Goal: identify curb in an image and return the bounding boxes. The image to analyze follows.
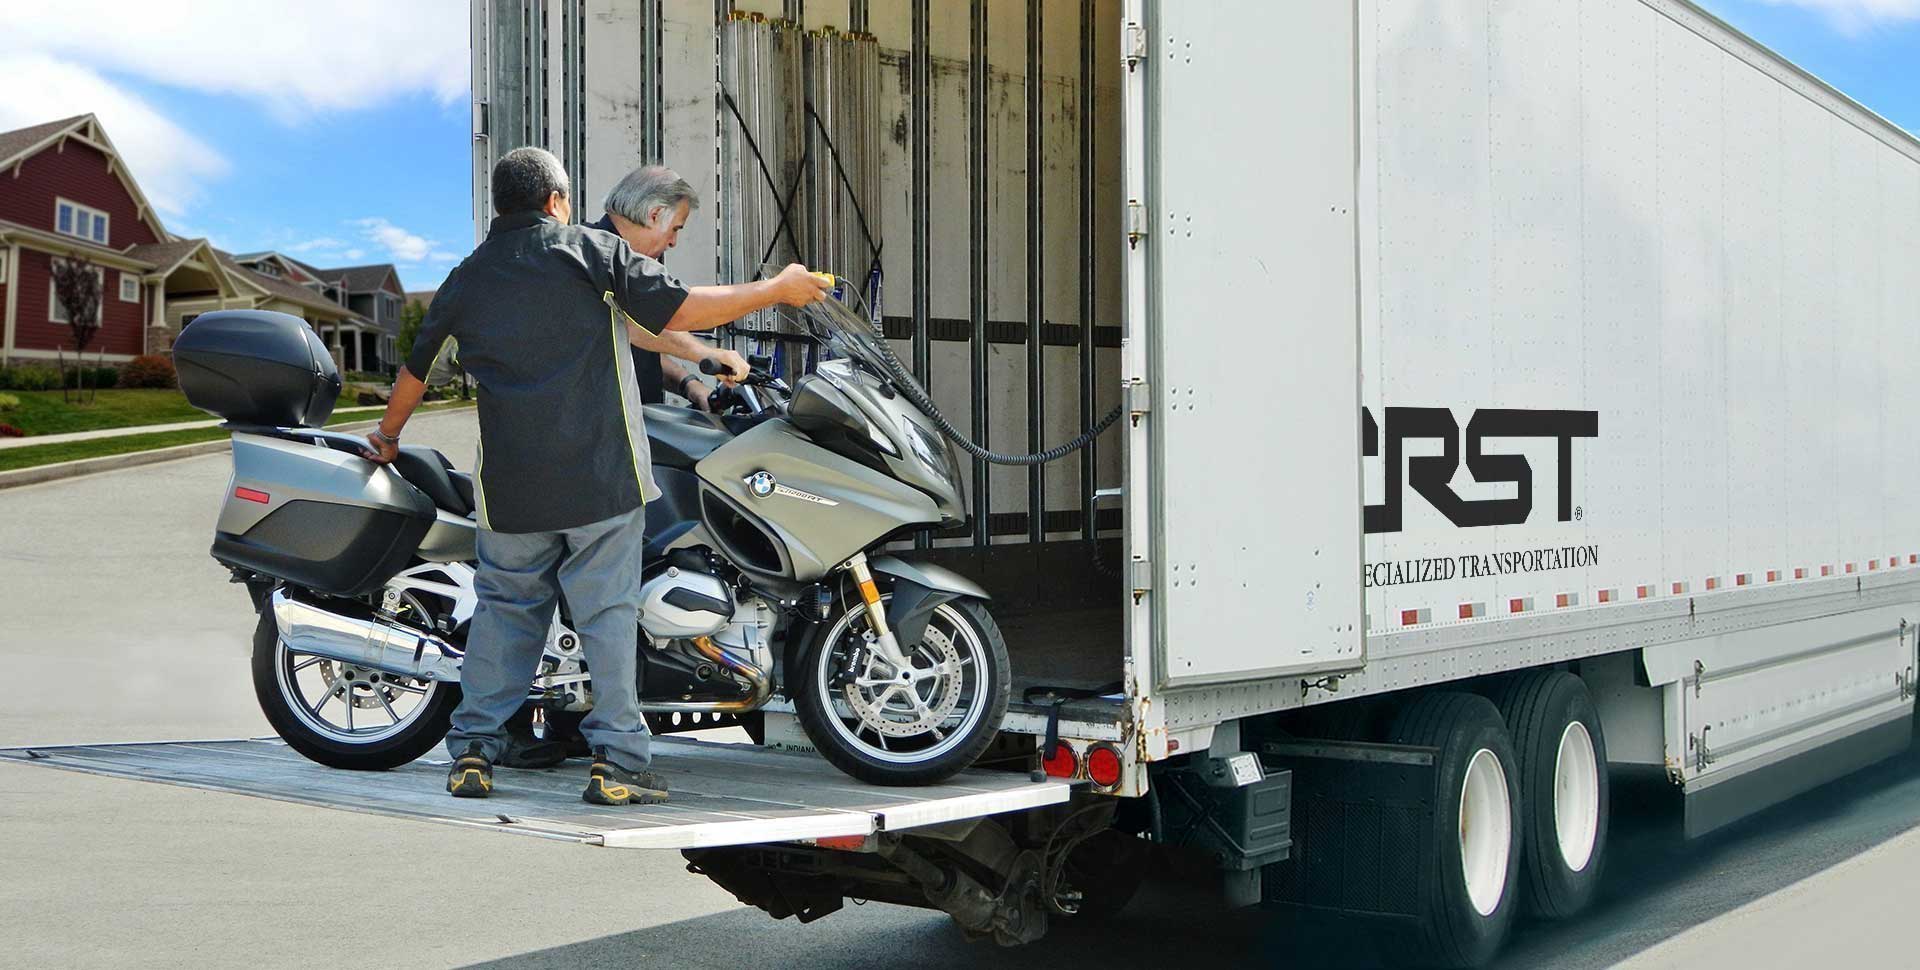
[0,419,383,491]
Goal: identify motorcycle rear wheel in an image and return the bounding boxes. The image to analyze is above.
[251,607,459,771]
[794,593,1009,786]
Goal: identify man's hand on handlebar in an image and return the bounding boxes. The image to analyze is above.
[702,348,751,386]
[769,264,832,307]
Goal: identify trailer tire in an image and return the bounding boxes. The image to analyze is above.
[1387,692,1521,969]
[1487,671,1609,920]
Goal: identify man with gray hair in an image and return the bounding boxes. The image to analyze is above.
[361,146,829,805]
[590,164,719,409]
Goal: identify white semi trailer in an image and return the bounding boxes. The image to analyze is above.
[414,0,1920,965]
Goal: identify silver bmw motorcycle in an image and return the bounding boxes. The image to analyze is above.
[174,298,1008,786]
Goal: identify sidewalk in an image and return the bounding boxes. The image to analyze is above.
[0,404,393,450]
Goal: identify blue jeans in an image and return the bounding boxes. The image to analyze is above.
[445,506,651,771]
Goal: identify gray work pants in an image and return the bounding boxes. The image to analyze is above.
[445,505,652,771]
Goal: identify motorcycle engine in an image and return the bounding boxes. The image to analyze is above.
[637,562,735,638]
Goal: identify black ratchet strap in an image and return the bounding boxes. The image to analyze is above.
[1023,682,1124,758]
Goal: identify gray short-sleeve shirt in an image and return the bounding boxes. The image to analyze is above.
[406,211,689,534]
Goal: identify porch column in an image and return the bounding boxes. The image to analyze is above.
[2,242,20,366]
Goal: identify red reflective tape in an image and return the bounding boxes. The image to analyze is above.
[1870,560,1881,571]
[1400,609,1421,626]
[1705,577,1719,590]
[814,835,868,851]
[1795,568,1807,579]
[1459,603,1474,619]
[1637,585,1652,599]
[1555,593,1570,608]
[1822,565,1834,577]
[1846,563,1857,574]
[234,487,270,504]
[1767,570,1780,582]
[1510,598,1527,613]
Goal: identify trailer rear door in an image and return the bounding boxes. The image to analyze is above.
[1134,0,1366,687]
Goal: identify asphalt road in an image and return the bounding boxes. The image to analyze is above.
[3,407,1918,969]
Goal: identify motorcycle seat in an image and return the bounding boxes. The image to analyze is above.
[644,404,733,468]
[391,445,473,516]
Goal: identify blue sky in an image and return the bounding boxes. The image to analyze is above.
[0,0,1914,292]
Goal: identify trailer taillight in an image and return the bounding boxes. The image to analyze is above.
[1086,744,1123,790]
[1042,743,1079,779]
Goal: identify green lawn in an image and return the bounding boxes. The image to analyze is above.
[0,387,365,437]
[0,400,473,474]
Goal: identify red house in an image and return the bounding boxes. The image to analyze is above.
[0,114,397,370]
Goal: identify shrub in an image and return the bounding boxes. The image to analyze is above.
[0,392,18,410]
[0,366,60,391]
[94,366,119,388]
[118,355,177,389]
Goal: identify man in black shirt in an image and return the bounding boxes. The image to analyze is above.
[588,165,727,409]
[363,147,827,803]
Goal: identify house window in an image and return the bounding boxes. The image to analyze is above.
[54,198,110,245]
[47,263,107,324]
[119,273,140,303]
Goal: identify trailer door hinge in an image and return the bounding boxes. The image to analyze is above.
[1692,659,1705,698]
[1126,200,1148,249]
[1130,557,1152,604]
[1126,380,1151,426]
[1899,668,1914,701]
[1123,22,1146,71]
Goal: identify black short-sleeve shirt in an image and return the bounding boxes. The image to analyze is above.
[589,216,666,404]
[406,211,689,534]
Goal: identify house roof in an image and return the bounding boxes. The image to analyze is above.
[405,288,438,307]
[0,115,88,167]
[124,239,209,277]
[213,249,355,319]
[0,114,169,241]
[318,263,403,294]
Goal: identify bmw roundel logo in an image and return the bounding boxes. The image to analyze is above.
[747,471,776,498]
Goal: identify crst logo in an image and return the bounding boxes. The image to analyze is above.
[1363,407,1598,534]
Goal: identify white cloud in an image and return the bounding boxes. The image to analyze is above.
[354,218,440,265]
[1752,0,1920,30]
[0,0,468,119]
[0,54,229,216]
[287,237,346,254]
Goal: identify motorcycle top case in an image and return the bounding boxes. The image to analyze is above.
[174,310,342,428]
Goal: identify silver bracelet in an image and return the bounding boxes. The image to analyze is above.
[371,427,400,445]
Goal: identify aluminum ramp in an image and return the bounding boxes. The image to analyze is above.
[0,737,1072,849]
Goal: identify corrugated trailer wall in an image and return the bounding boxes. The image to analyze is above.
[474,0,1126,574]
[1357,0,1920,637]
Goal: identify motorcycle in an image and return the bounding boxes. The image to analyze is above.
[173,295,1009,786]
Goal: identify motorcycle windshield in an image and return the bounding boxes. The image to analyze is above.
[784,297,896,380]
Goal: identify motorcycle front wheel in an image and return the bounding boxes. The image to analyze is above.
[794,592,1010,786]
[250,606,459,771]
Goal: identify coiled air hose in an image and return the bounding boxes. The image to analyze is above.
[869,330,1124,466]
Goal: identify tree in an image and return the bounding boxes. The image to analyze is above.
[50,256,103,404]
[396,299,426,362]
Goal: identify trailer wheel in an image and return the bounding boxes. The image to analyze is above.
[1387,692,1521,969]
[1487,671,1609,919]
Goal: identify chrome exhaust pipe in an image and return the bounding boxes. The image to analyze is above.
[270,589,462,683]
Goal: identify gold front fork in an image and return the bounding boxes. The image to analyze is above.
[846,552,910,668]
